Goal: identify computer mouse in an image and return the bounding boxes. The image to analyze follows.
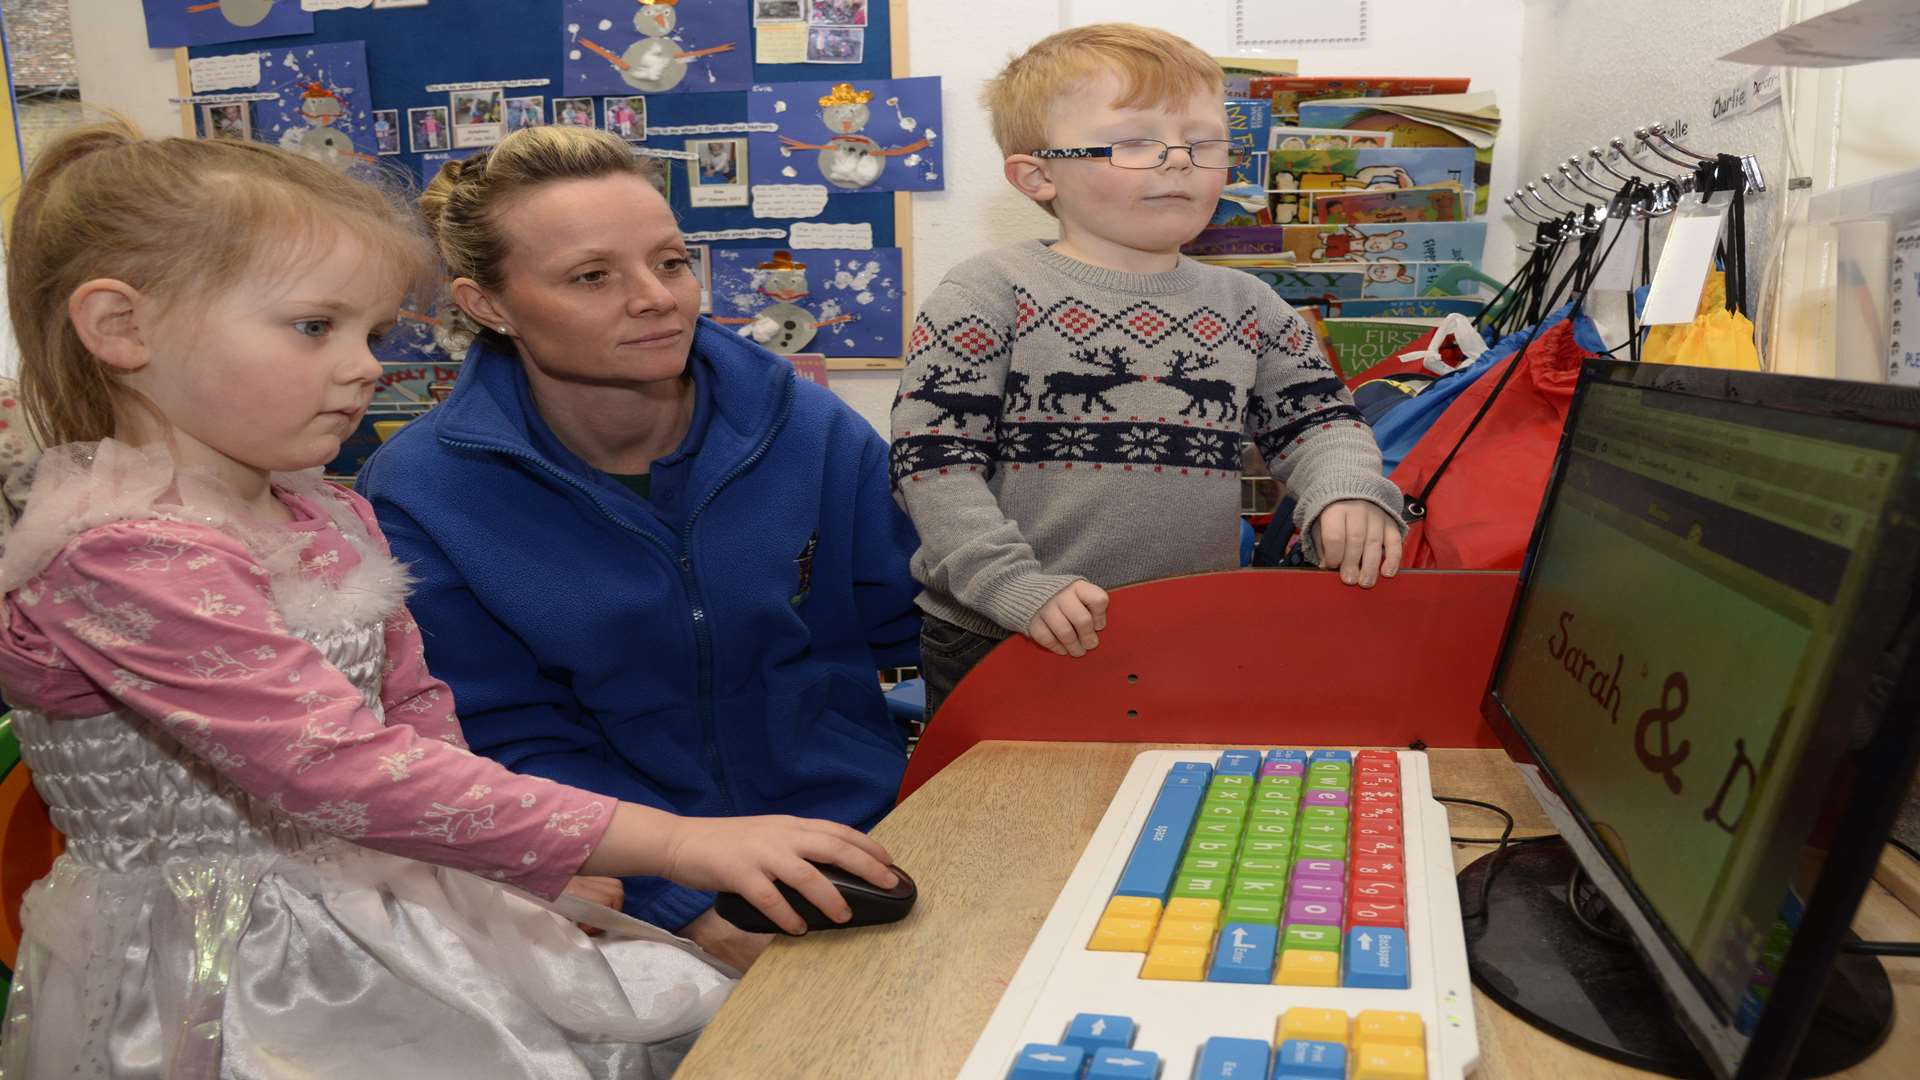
[713,861,917,936]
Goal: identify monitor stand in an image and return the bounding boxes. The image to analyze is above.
[1457,839,1893,1077]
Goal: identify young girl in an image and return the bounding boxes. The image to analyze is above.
[0,124,897,1078]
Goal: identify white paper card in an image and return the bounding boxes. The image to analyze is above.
[303,0,372,11]
[751,183,830,219]
[1888,226,1920,384]
[189,53,262,93]
[1643,195,1731,325]
[790,222,873,250]
[1235,0,1367,46]
[1590,219,1645,292]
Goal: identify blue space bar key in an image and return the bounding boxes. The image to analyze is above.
[1113,785,1203,900]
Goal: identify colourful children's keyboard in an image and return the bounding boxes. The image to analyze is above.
[959,749,1478,1079]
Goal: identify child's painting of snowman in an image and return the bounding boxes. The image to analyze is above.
[410,106,451,153]
[552,97,596,128]
[562,0,750,96]
[505,96,545,133]
[451,88,505,148]
[603,96,648,141]
[142,0,312,48]
[372,109,401,155]
[806,26,863,63]
[685,244,712,313]
[749,77,944,194]
[807,0,867,25]
[687,137,748,207]
[200,102,252,141]
[708,247,904,358]
[246,41,375,172]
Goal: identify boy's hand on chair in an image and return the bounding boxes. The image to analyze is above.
[1315,500,1402,588]
[661,814,897,936]
[1028,580,1109,657]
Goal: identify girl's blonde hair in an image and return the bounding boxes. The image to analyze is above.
[982,23,1225,159]
[5,120,434,448]
[418,125,664,345]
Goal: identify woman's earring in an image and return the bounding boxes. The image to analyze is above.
[498,326,509,333]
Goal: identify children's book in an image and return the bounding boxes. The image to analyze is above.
[1188,222,1485,268]
[1267,147,1477,224]
[1248,76,1471,120]
[1312,186,1466,225]
[1318,317,1444,381]
[1218,57,1300,99]
[1223,99,1271,189]
[1299,96,1499,215]
[1269,126,1394,151]
[1229,262,1478,306]
[1326,296,1487,319]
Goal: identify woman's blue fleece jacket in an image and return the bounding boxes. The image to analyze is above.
[357,323,921,931]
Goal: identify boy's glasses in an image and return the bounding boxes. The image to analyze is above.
[1030,139,1250,170]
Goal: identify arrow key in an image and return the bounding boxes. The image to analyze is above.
[1086,1046,1161,1079]
[1006,1042,1084,1080]
[1063,1013,1135,1055]
[1206,920,1278,983]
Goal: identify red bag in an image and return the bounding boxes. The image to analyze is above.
[1388,317,1596,570]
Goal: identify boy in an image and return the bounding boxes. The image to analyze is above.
[891,24,1404,718]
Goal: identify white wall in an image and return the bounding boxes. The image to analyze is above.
[66,0,182,138]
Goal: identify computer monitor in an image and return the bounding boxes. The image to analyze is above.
[1472,359,1920,1079]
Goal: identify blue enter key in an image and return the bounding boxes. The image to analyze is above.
[1206,922,1277,983]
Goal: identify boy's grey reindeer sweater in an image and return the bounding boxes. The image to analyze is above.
[889,240,1402,638]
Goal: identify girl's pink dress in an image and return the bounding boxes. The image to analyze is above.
[0,441,731,1079]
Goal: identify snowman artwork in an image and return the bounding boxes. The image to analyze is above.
[713,252,855,355]
[576,0,738,94]
[280,82,357,171]
[778,83,930,190]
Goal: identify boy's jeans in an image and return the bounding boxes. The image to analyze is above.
[917,613,1003,722]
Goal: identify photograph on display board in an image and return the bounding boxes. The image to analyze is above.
[807,0,867,26]
[639,153,673,202]
[552,96,596,128]
[245,41,375,171]
[372,109,402,154]
[200,102,251,141]
[410,106,451,153]
[142,0,312,49]
[708,247,904,358]
[806,26,863,63]
[451,88,505,148]
[686,137,747,207]
[505,96,545,132]
[685,244,712,313]
[562,0,751,96]
[749,78,943,193]
[603,95,648,141]
[754,0,803,21]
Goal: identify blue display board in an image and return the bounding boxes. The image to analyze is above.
[187,0,901,250]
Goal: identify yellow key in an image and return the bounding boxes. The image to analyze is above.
[1088,915,1156,952]
[1353,1042,1425,1079]
[1276,1005,1350,1046]
[1273,948,1340,987]
[1105,896,1162,920]
[1140,941,1209,980]
[1164,897,1221,927]
[1355,1010,1425,1049]
[1153,919,1216,947]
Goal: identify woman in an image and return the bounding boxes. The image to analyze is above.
[359,125,920,971]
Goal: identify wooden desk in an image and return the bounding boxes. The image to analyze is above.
[676,742,1920,1079]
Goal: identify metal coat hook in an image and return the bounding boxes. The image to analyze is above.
[1612,137,1681,182]
[1646,122,1712,162]
[1559,160,1615,199]
[1634,127,1699,172]
[1504,192,1551,225]
[1534,177,1585,212]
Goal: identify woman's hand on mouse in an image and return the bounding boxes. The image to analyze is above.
[659,813,897,935]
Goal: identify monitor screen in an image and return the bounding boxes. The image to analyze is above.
[1486,362,1920,1073]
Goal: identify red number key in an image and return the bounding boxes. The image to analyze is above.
[1356,803,1401,822]
[1353,856,1404,885]
[1353,836,1402,859]
[1354,819,1402,839]
[1349,899,1406,928]
[1352,877,1405,903]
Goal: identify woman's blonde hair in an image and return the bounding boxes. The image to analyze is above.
[5,120,434,448]
[982,23,1225,159]
[418,125,664,344]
